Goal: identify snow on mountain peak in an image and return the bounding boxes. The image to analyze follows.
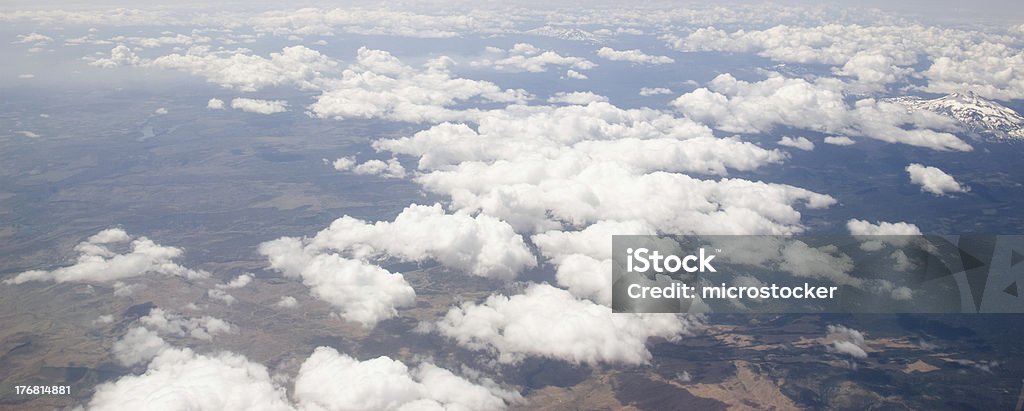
[887,91,1024,139]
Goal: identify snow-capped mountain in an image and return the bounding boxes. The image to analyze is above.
[524,26,598,41]
[887,91,1024,139]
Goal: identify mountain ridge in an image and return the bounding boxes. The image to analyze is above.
[887,91,1024,139]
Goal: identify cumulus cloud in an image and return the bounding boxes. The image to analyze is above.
[349,158,407,179]
[231,98,288,114]
[372,103,827,234]
[14,32,53,44]
[547,91,608,105]
[88,347,294,411]
[332,156,357,171]
[639,87,672,96]
[846,219,922,236]
[671,73,971,152]
[261,203,534,326]
[436,283,698,365]
[207,98,225,109]
[140,307,233,341]
[597,47,674,65]
[668,24,1024,99]
[473,43,596,73]
[823,136,856,146]
[106,32,210,49]
[532,220,655,304]
[711,238,862,287]
[94,341,520,411]
[217,273,254,289]
[306,203,536,280]
[3,228,208,285]
[906,163,969,195]
[777,136,814,151]
[207,289,237,305]
[151,45,338,92]
[565,69,588,80]
[825,324,868,359]
[113,281,145,297]
[922,46,1024,100]
[309,48,529,122]
[250,7,512,38]
[258,236,416,327]
[112,327,169,367]
[274,296,298,308]
[294,347,520,411]
[89,45,141,68]
[871,279,914,301]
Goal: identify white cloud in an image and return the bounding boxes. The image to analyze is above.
[140,307,233,341]
[15,32,53,44]
[294,347,520,411]
[113,281,145,297]
[208,289,236,305]
[332,156,357,171]
[96,341,520,411]
[138,305,234,340]
[436,283,699,365]
[776,241,860,287]
[112,327,169,367]
[310,48,529,123]
[823,136,856,146]
[371,102,823,234]
[846,219,922,236]
[231,98,288,114]
[352,158,406,179]
[88,347,294,411]
[258,236,416,327]
[671,73,971,152]
[306,203,536,280]
[15,130,40,138]
[597,47,674,65]
[906,163,969,195]
[532,220,655,304]
[547,91,608,105]
[473,43,596,73]
[274,296,298,308]
[256,204,536,327]
[151,45,338,92]
[94,314,114,325]
[3,228,209,285]
[565,69,588,80]
[825,324,868,359]
[217,273,254,289]
[154,107,168,115]
[871,279,914,300]
[207,98,225,110]
[90,44,530,124]
[710,238,862,287]
[922,46,1024,100]
[1,8,189,26]
[777,136,814,151]
[668,24,1024,99]
[639,87,672,96]
[89,45,141,68]
[107,32,210,49]
[250,8,512,38]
